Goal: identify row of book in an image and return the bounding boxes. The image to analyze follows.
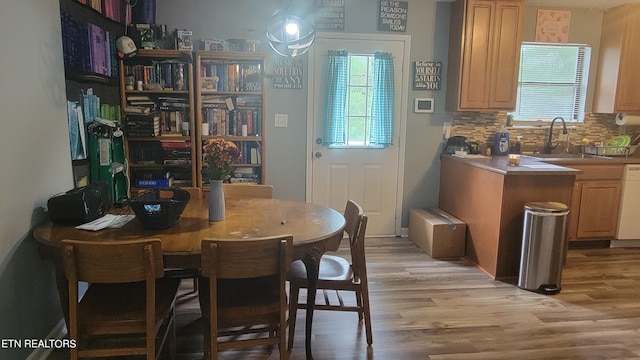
[123,63,189,90]
[131,167,193,188]
[74,0,131,23]
[124,110,188,137]
[199,62,262,92]
[127,140,192,166]
[201,106,262,137]
[60,10,119,77]
[67,88,121,161]
[202,167,261,185]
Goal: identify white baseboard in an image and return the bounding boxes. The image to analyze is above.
[26,318,67,360]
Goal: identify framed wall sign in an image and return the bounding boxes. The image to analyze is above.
[272,58,303,89]
[378,1,408,32]
[315,0,345,31]
[413,61,441,90]
[414,98,434,113]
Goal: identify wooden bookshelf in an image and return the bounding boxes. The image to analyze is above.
[194,51,267,187]
[119,50,197,193]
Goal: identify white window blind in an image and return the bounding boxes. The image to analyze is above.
[511,42,591,122]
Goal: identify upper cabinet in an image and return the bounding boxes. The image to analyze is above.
[446,0,524,112]
[593,4,640,114]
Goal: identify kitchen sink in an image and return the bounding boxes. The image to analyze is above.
[526,153,611,160]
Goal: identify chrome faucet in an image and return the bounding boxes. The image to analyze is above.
[544,116,568,154]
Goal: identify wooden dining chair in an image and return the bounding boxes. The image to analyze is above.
[222,183,273,199]
[287,200,373,349]
[61,238,180,360]
[199,235,292,359]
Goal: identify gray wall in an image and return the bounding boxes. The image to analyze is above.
[157,0,450,227]
[0,0,72,358]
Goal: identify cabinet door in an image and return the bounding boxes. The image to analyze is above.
[615,7,640,112]
[575,181,622,239]
[488,0,523,109]
[459,0,494,109]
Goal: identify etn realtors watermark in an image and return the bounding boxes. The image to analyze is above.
[2,338,76,349]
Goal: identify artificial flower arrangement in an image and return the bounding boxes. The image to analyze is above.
[202,138,242,181]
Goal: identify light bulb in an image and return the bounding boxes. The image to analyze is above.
[285,21,299,35]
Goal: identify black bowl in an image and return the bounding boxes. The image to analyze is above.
[127,188,191,229]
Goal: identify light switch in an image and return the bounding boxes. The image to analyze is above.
[275,113,288,128]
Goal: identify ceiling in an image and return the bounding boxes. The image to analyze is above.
[526,0,640,10]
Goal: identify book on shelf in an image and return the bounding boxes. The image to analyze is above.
[124,106,152,115]
[134,178,173,188]
[125,115,161,137]
[164,158,192,165]
[242,63,262,92]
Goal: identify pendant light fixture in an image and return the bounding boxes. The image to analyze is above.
[266,2,315,57]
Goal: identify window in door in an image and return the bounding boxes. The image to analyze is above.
[510,42,591,123]
[345,54,374,146]
[325,52,395,148]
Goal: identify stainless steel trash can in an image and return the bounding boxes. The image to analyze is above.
[517,202,569,295]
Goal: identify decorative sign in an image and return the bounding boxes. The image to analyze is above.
[272,58,303,89]
[315,0,345,31]
[378,1,408,32]
[535,10,571,43]
[413,61,441,90]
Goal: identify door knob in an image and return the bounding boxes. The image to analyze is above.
[315,152,323,158]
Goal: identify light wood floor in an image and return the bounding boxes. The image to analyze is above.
[48,236,640,359]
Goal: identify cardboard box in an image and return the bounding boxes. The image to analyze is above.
[409,208,466,258]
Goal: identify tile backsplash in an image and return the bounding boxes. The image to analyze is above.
[450,112,631,153]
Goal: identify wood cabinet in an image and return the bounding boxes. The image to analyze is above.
[119,50,197,193]
[446,0,524,112]
[567,164,623,241]
[194,51,266,187]
[593,4,640,114]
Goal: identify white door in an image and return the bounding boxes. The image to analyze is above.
[306,33,410,236]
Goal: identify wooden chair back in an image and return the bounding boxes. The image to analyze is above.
[222,183,273,199]
[62,239,164,284]
[344,200,368,283]
[61,238,178,360]
[200,235,292,359]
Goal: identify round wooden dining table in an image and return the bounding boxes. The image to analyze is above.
[34,195,346,360]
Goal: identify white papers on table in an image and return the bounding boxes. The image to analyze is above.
[75,214,135,231]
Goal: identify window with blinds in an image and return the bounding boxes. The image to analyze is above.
[510,42,591,122]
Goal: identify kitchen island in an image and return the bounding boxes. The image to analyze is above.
[438,154,580,281]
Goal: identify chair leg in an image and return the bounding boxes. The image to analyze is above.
[287,282,301,350]
[202,319,211,360]
[361,283,373,346]
[356,289,364,321]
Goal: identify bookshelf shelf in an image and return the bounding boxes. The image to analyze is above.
[195,51,267,187]
[120,50,197,194]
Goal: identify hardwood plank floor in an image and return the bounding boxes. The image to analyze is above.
[47,236,640,359]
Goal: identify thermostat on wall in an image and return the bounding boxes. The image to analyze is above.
[414,98,434,113]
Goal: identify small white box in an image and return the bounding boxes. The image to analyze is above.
[409,208,466,258]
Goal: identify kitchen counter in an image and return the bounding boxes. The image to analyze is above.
[443,154,582,175]
[439,155,578,281]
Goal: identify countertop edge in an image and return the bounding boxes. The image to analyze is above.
[441,154,581,176]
